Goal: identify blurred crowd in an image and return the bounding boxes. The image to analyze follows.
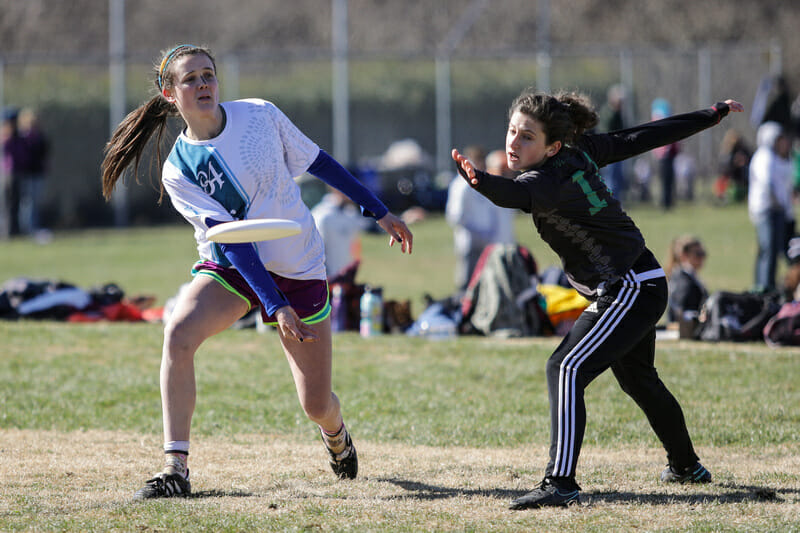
[5,74,800,344]
[1,107,50,241]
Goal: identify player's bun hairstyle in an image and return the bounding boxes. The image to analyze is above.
[509,89,598,146]
[101,45,216,202]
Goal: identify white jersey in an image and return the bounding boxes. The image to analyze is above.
[162,99,326,280]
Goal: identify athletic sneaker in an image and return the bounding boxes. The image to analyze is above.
[509,477,580,509]
[660,462,712,484]
[133,467,191,500]
[322,430,358,480]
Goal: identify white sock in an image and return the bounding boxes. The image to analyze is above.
[321,423,347,455]
[164,440,190,479]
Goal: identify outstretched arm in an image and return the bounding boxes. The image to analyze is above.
[451,149,532,211]
[307,150,413,254]
[584,99,744,167]
[307,150,389,219]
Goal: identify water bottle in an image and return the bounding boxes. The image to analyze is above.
[330,284,346,333]
[359,286,383,337]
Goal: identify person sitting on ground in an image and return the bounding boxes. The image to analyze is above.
[666,235,709,324]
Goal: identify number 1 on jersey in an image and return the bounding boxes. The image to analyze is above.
[571,170,608,215]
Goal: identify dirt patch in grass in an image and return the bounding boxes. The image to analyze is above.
[1,429,798,532]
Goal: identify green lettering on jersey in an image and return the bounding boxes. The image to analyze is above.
[571,170,608,215]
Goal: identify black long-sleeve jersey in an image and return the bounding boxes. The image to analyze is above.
[472,102,731,297]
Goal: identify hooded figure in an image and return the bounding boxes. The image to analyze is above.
[748,122,794,223]
[748,121,795,291]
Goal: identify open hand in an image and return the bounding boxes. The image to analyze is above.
[724,100,744,113]
[452,149,479,186]
[376,213,414,254]
[275,306,319,343]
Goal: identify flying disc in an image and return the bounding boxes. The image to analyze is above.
[206,218,302,243]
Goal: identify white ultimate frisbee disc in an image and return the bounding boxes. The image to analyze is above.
[205,218,302,243]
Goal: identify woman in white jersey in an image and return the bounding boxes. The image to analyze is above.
[101,44,413,499]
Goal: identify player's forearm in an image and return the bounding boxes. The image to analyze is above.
[472,171,532,211]
[593,102,731,165]
[307,150,388,219]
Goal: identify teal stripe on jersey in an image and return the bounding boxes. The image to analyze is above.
[168,140,250,220]
[204,145,251,210]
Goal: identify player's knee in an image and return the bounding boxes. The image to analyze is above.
[163,320,201,362]
[300,395,336,424]
[546,356,565,381]
[617,377,655,403]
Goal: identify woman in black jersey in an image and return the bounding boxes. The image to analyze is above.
[452,90,743,509]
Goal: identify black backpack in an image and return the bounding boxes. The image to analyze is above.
[697,291,781,342]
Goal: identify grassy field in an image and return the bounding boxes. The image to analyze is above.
[1,202,799,531]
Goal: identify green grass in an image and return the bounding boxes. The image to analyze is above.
[0,202,783,442]
[1,202,798,531]
[2,322,798,448]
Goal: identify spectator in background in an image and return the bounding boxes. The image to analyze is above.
[751,74,793,132]
[17,108,50,237]
[1,109,25,237]
[674,152,697,202]
[446,145,514,293]
[651,98,679,210]
[0,113,12,237]
[311,186,369,280]
[666,235,708,324]
[748,121,795,292]
[631,155,653,203]
[715,129,752,203]
[484,148,516,245]
[597,84,628,201]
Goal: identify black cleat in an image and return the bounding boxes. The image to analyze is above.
[509,477,580,510]
[133,467,191,500]
[660,462,712,484]
[322,430,358,480]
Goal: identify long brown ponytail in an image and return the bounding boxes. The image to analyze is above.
[100,95,177,201]
[100,45,215,202]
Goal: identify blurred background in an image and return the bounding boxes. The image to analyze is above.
[1,0,798,232]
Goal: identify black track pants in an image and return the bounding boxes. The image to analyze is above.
[544,266,699,479]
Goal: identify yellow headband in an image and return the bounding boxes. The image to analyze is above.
[157,44,197,90]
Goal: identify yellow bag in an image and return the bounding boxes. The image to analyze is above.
[538,284,590,329]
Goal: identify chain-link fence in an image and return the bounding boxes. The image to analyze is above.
[0,41,778,230]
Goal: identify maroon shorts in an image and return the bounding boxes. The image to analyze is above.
[192,261,330,325]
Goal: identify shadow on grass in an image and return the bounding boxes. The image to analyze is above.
[585,483,797,505]
[123,489,255,505]
[379,478,518,501]
[190,489,255,499]
[381,478,798,505]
